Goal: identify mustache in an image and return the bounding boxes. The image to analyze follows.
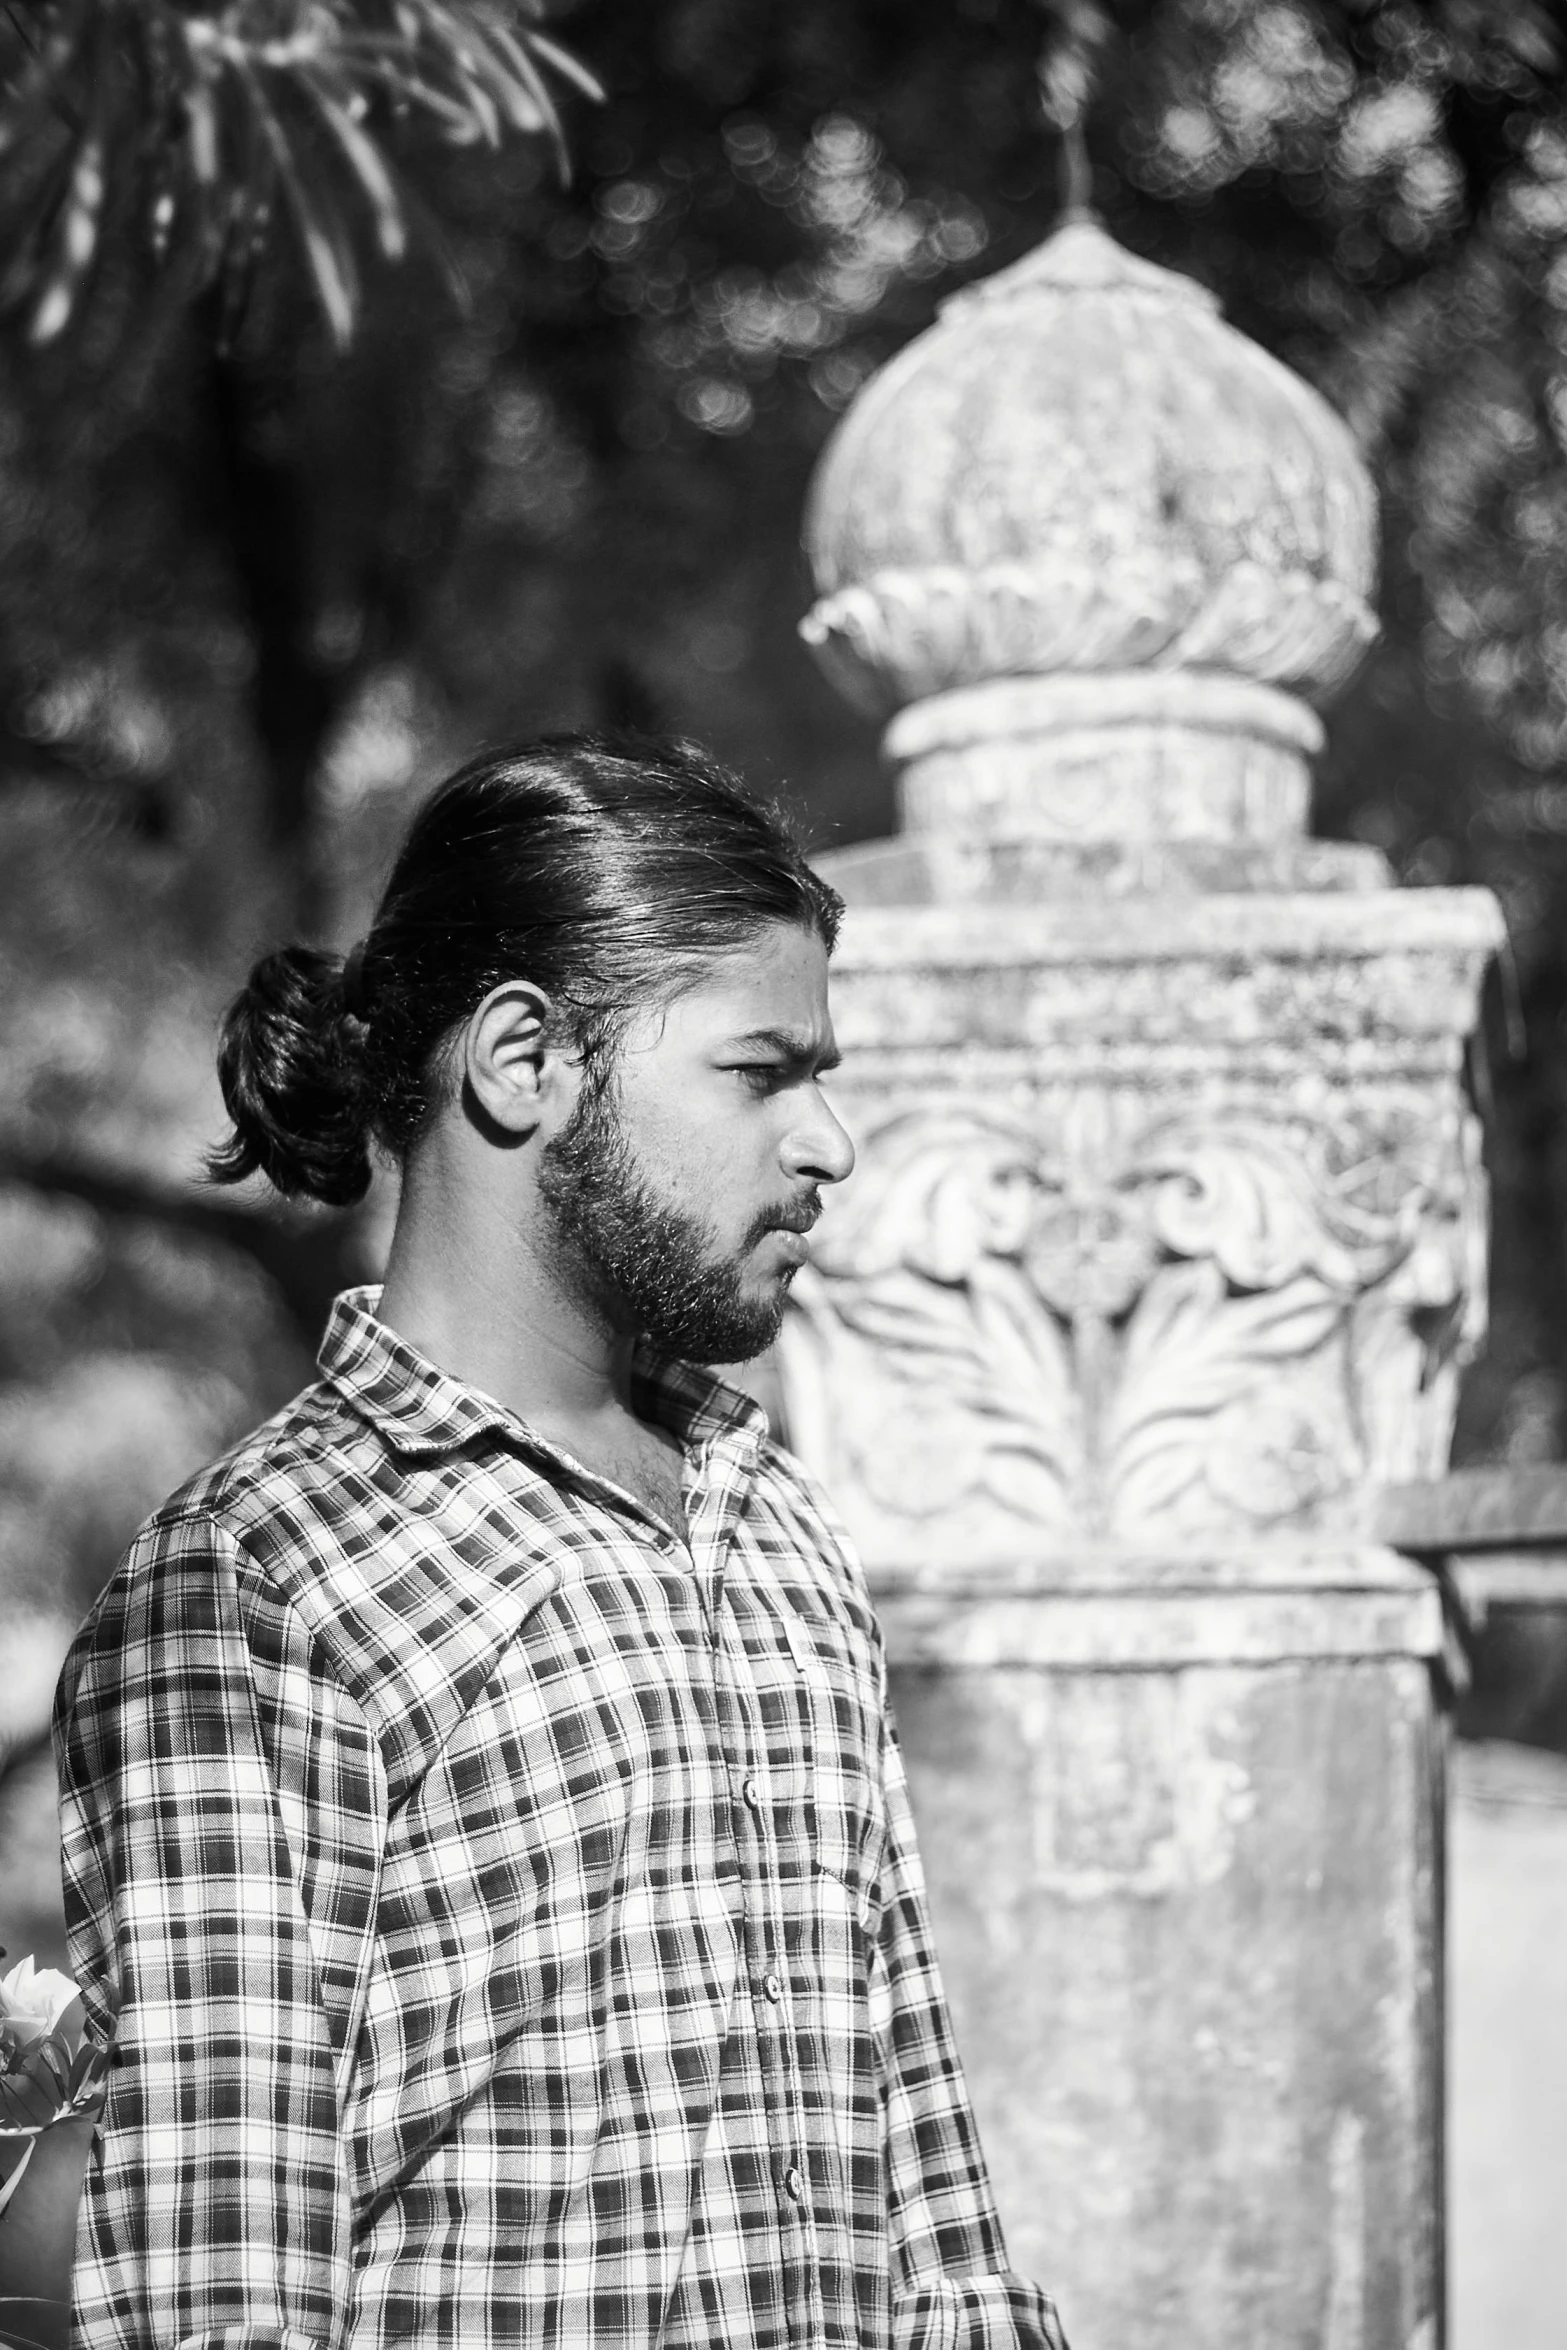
[749,1193,823,1242]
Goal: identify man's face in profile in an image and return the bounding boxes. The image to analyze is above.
[538,918,854,1361]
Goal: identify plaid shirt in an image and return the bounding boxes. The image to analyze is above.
[55,1288,1066,2350]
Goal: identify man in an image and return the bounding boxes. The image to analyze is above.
[55,736,1068,2350]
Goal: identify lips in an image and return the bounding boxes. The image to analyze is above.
[767,1195,822,1237]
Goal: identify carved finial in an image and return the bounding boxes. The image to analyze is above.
[1037,0,1112,221]
[1057,117,1093,220]
[800,189,1379,853]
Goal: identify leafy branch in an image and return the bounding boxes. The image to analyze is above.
[0,0,601,349]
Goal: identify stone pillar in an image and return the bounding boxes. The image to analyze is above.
[783,220,1501,2349]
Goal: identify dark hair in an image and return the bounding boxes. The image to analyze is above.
[208,734,843,1207]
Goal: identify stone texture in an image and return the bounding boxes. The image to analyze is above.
[1449,1743,1567,2350]
[890,1640,1442,2350]
[886,673,1324,844]
[815,832,1393,903]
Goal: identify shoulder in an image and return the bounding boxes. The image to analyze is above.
[167,1371,382,1538]
[54,1378,374,1736]
[54,1467,390,1872]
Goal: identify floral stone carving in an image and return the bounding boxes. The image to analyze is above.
[777,1096,1484,1564]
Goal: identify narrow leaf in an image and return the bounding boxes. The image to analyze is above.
[492,27,563,139]
[289,189,358,350]
[362,62,482,137]
[458,15,559,143]
[304,82,407,259]
[238,62,358,348]
[525,29,606,104]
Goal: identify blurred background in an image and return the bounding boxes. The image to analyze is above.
[1,0,1566,2331]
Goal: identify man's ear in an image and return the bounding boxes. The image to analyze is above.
[462,981,568,1138]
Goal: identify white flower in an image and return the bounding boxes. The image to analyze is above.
[0,1956,80,2042]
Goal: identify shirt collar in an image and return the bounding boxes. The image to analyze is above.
[308,1288,772,1806]
[318,1285,770,1470]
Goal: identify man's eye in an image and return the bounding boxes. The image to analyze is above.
[731,1064,785,1093]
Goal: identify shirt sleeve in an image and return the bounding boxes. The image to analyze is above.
[54,1507,386,2350]
[876,1715,1070,2350]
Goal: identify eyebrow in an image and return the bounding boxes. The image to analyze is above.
[722,1026,843,1075]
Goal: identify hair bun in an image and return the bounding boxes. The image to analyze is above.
[208,946,375,1205]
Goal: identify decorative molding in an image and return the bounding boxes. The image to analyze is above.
[778,1099,1484,1560]
[812,831,1391,906]
[801,557,1377,719]
[819,894,1504,1072]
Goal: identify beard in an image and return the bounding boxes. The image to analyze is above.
[537,1065,809,1363]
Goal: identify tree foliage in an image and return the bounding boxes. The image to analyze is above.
[0,0,599,346]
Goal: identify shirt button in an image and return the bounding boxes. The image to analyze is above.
[783,2164,806,2206]
[762,1972,783,2004]
[741,1774,763,1812]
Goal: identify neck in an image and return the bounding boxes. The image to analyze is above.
[376,1149,638,1434]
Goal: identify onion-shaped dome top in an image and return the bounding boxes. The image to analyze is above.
[801,218,1378,717]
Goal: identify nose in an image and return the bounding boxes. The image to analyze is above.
[786,1089,856,1187]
